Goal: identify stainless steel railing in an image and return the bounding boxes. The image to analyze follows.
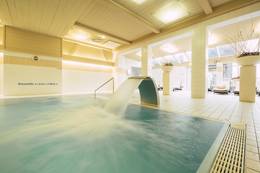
[94,77,114,98]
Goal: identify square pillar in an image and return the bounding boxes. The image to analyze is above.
[141,46,151,76]
[240,65,256,102]
[162,66,172,95]
[191,26,207,98]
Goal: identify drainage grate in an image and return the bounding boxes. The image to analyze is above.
[210,125,246,173]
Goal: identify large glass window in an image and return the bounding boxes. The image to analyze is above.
[208,48,219,58]
[223,63,232,80]
[218,44,235,57]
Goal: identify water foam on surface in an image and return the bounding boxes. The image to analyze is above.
[0,106,178,173]
[0,96,224,173]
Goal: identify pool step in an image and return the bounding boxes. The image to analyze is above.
[210,124,246,173]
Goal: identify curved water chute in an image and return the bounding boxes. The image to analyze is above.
[130,76,159,106]
[104,76,159,114]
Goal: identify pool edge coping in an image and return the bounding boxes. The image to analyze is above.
[196,123,229,173]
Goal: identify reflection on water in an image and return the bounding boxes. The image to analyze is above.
[0,96,223,173]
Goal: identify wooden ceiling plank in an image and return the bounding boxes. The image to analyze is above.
[116,0,260,52]
[75,22,131,45]
[107,0,160,34]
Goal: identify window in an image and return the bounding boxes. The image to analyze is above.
[223,63,232,80]
[208,64,216,71]
[208,48,218,58]
[218,44,235,57]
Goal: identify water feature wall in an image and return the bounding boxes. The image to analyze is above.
[105,77,159,114]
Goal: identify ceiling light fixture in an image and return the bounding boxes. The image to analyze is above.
[62,60,113,69]
[132,0,146,5]
[73,32,88,41]
[154,2,188,24]
[98,35,106,39]
[160,43,178,53]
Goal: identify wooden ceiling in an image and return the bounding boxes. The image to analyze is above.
[0,0,258,51]
[113,0,204,29]
[78,0,152,41]
[0,0,90,37]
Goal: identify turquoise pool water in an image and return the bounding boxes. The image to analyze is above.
[0,96,223,173]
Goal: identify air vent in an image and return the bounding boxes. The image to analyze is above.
[103,40,121,49]
[210,125,246,173]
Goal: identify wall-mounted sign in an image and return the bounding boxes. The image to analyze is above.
[33,56,39,61]
[18,82,58,86]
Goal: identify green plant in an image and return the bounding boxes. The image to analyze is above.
[163,62,173,66]
[227,22,260,58]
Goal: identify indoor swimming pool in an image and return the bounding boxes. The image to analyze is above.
[0,95,224,173]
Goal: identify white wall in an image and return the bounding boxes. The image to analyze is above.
[151,68,162,87]
[62,69,113,94]
[4,64,61,96]
[171,66,191,91]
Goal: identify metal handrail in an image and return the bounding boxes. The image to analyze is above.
[94,77,114,98]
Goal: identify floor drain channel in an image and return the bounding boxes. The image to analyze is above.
[210,125,246,173]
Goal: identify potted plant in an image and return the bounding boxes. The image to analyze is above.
[226,22,260,102]
[227,23,260,65]
[162,62,174,71]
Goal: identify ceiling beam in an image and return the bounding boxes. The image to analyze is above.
[197,0,213,14]
[75,22,131,45]
[116,0,259,52]
[108,0,160,34]
[63,38,112,51]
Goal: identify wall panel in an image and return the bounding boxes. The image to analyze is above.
[62,68,113,94]
[5,26,61,57]
[3,27,62,96]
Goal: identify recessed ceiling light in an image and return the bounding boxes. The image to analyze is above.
[63,60,112,69]
[73,32,88,41]
[154,2,188,24]
[160,43,178,53]
[98,35,106,39]
[132,0,146,5]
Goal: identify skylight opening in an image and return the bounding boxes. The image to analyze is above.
[160,43,178,53]
[154,2,188,24]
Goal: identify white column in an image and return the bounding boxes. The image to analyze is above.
[162,66,173,95]
[0,53,3,96]
[237,55,260,102]
[141,46,151,76]
[216,62,223,85]
[191,25,207,98]
[240,65,256,102]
